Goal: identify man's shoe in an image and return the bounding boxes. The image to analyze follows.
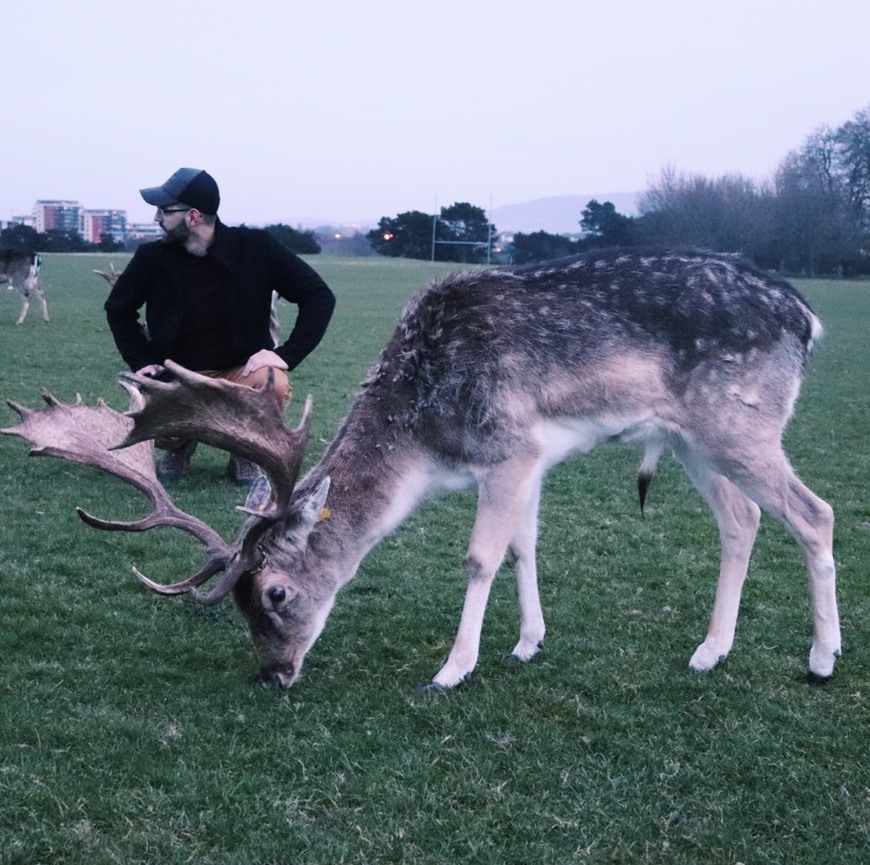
[156,441,197,481]
[227,454,263,486]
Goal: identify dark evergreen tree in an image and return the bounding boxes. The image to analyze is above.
[264,224,321,254]
[367,211,435,259]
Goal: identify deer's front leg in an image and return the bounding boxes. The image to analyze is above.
[16,296,29,326]
[427,559,498,690]
[427,459,541,690]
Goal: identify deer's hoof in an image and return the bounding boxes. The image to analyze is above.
[417,681,450,695]
[689,642,728,673]
[509,639,544,663]
[417,673,471,694]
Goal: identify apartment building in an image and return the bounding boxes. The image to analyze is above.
[33,200,81,234]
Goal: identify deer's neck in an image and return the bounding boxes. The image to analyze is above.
[298,408,453,581]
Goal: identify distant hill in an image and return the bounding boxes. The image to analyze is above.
[282,192,642,236]
[491,192,642,235]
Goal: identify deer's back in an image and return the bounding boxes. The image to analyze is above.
[357,249,819,465]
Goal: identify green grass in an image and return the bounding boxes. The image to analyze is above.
[1,255,868,864]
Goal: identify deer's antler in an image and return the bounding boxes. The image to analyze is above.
[2,385,236,599]
[117,361,311,516]
[92,262,120,286]
[2,364,311,604]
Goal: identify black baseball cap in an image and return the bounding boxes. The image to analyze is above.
[140,167,220,214]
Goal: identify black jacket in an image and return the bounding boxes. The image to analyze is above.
[104,220,336,372]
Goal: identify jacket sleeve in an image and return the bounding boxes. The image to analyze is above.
[268,238,337,370]
[103,249,159,372]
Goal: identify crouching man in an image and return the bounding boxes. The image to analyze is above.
[104,167,335,484]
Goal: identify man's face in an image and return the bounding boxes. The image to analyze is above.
[155,207,191,245]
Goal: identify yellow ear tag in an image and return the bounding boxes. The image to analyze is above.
[319,507,331,521]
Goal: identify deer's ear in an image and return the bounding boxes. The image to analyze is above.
[299,476,331,530]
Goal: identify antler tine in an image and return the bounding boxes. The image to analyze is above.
[118,377,146,412]
[117,360,312,515]
[92,262,119,286]
[75,503,230,563]
[130,508,273,604]
[3,389,236,596]
[132,555,231,599]
[4,391,156,502]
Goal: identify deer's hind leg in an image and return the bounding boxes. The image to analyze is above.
[679,436,840,679]
[674,448,762,672]
[729,453,840,679]
[428,454,544,690]
[34,285,49,323]
[15,292,30,325]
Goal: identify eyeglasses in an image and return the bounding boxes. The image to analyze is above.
[156,207,190,216]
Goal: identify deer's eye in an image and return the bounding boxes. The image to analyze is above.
[267,586,287,605]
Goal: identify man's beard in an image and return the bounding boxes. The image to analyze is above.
[161,219,191,246]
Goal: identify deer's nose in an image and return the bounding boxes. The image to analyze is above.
[260,665,297,688]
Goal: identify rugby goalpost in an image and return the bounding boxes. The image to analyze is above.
[429,199,496,263]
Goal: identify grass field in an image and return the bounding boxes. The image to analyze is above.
[1,254,868,864]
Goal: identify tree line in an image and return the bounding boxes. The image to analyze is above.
[0,222,321,255]
[0,223,127,253]
[627,98,868,277]
[370,102,870,276]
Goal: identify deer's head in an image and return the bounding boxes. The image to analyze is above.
[232,474,336,687]
[2,362,334,687]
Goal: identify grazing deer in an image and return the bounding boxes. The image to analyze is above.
[3,250,840,690]
[1,249,47,325]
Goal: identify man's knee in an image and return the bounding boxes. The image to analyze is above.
[271,369,292,406]
[244,366,292,405]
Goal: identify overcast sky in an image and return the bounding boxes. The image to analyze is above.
[3,1,868,228]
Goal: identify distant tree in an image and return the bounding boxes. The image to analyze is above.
[436,202,495,264]
[264,224,321,254]
[368,202,496,262]
[38,229,90,252]
[367,210,434,259]
[508,230,577,263]
[0,224,39,249]
[578,199,636,247]
[835,106,870,257]
[770,111,870,275]
[98,232,125,252]
[637,168,778,264]
[634,104,870,276]
[774,131,850,275]
[3,224,127,254]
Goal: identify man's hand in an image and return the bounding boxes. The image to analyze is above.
[135,363,166,378]
[242,349,288,378]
